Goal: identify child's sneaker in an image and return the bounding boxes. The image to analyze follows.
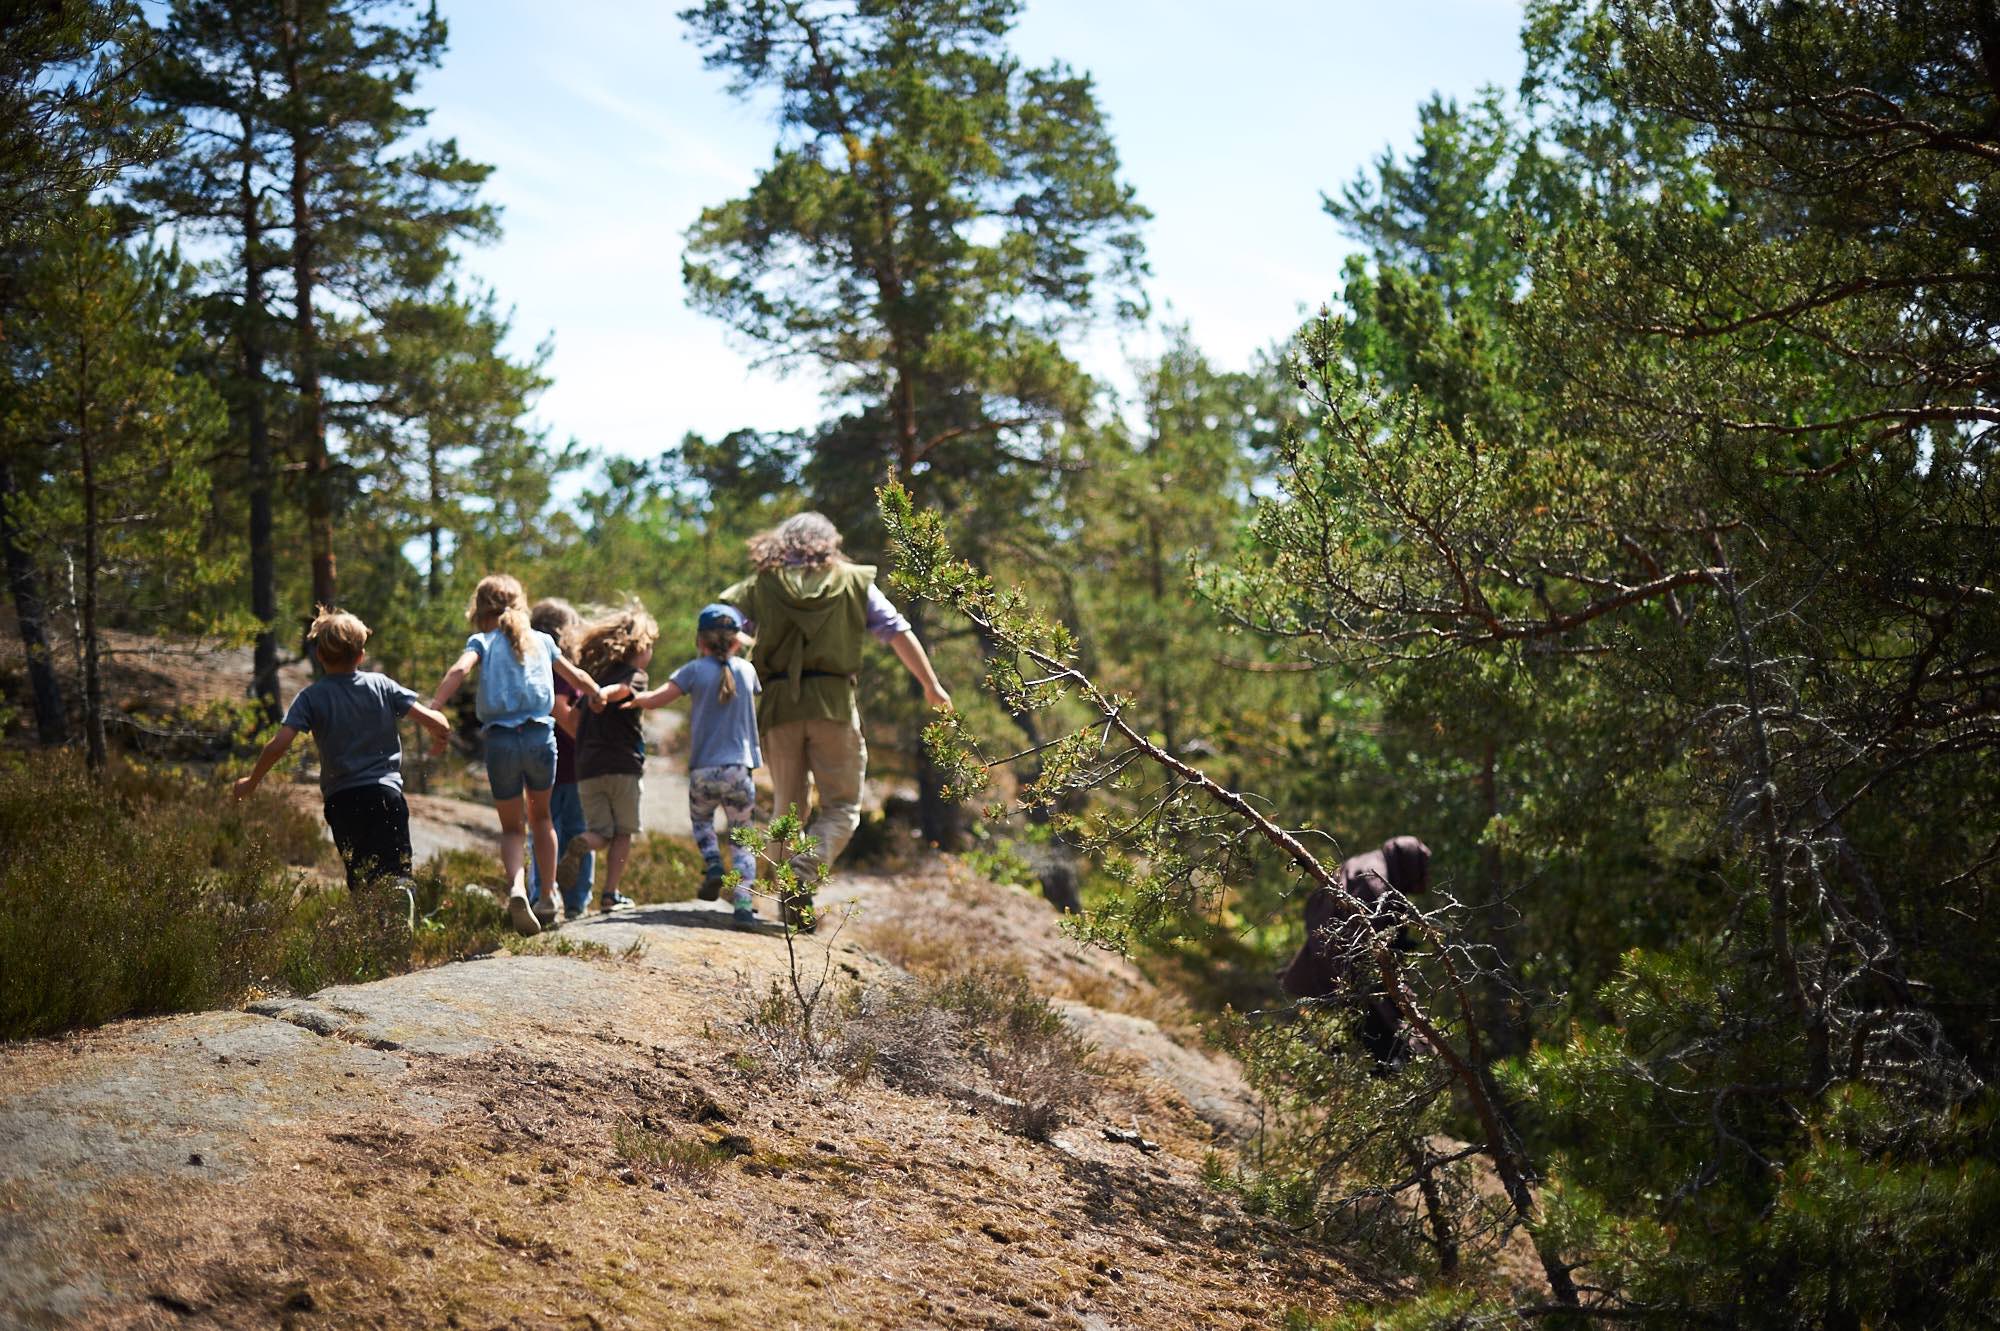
[698,861,725,902]
[506,889,541,937]
[532,894,558,929]
[554,841,589,893]
[732,886,756,927]
[732,904,758,927]
[596,891,635,915]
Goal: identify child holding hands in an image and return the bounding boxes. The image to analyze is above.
[620,604,762,926]
[234,607,452,891]
[430,574,608,936]
[553,606,658,914]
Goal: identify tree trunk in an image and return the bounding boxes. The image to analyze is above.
[426,431,442,599]
[240,148,280,723]
[1147,511,1176,752]
[284,22,335,614]
[0,458,67,744]
[80,431,104,771]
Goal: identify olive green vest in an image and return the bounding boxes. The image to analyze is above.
[721,562,876,729]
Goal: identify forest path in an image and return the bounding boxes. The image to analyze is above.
[0,867,1350,1330]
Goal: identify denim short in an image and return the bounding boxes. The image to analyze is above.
[484,720,557,800]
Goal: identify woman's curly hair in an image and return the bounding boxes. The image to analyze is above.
[747,511,846,571]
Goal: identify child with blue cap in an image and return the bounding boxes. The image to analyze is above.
[620,603,762,924]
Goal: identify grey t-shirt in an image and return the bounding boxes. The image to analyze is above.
[669,656,762,771]
[282,670,419,796]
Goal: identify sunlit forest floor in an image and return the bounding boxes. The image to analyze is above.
[2,851,1393,1330]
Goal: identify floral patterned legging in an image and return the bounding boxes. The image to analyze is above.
[689,764,757,903]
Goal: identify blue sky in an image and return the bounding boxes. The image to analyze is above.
[419,1,1527,460]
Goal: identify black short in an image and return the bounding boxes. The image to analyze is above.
[323,785,413,890]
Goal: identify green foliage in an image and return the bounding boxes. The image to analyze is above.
[2,206,235,764]
[616,834,708,906]
[0,754,294,1038]
[682,0,1146,489]
[0,0,168,247]
[0,754,541,1040]
[1214,1007,1496,1280]
[612,1121,732,1188]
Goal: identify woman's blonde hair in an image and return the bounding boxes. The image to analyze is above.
[307,605,369,668]
[530,597,582,658]
[577,605,659,678]
[698,624,741,703]
[747,511,845,572]
[467,574,533,662]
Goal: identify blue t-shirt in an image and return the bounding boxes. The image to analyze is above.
[467,628,562,730]
[669,655,762,771]
[281,670,419,796]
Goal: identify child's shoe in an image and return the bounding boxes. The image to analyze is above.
[506,888,541,937]
[732,886,757,928]
[532,893,559,929]
[596,891,635,915]
[698,860,726,902]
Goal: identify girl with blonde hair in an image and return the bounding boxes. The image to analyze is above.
[430,574,608,935]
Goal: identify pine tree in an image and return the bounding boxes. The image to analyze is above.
[141,0,494,664]
[2,209,228,769]
[1,0,168,743]
[682,0,1147,844]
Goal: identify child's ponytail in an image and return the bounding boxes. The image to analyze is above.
[698,625,739,703]
[468,574,535,662]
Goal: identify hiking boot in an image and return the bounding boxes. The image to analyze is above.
[732,903,759,928]
[506,889,541,937]
[554,841,589,894]
[698,861,725,902]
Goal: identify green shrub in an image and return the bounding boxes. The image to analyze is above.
[0,756,615,1042]
[0,754,294,1038]
[618,834,705,904]
[419,847,505,898]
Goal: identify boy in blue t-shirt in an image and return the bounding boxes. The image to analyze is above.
[234,608,453,890]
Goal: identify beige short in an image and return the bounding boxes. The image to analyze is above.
[578,773,642,839]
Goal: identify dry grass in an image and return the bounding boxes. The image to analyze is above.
[854,862,1198,1035]
[50,1031,1366,1330]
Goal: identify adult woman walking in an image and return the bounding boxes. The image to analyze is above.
[718,512,950,929]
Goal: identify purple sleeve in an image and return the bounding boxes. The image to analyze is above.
[865,584,910,643]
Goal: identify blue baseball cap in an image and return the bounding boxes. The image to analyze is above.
[697,603,744,632]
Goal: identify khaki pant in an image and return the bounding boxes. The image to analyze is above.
[762,718,866,874]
